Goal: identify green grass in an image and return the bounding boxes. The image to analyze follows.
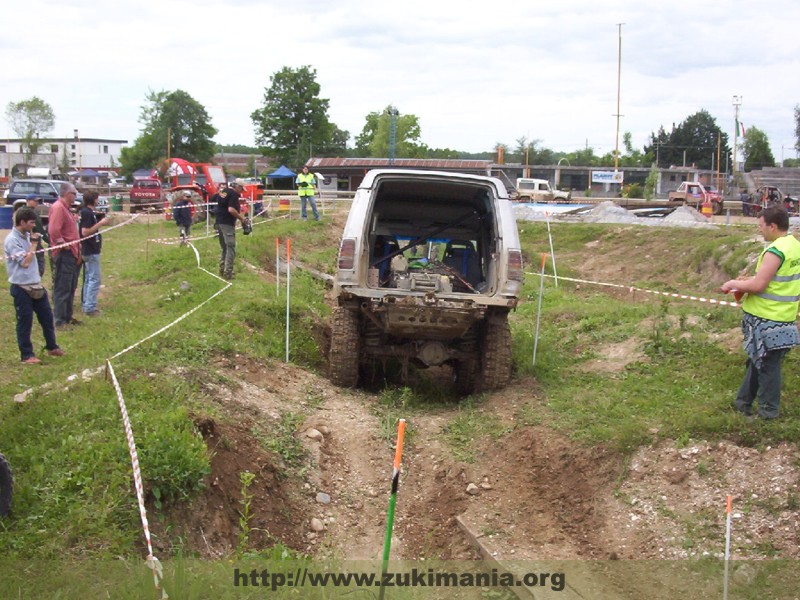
[0,216,331,559]
[2,215,800,579]
[513,220,800,452]
[443,399,509,463]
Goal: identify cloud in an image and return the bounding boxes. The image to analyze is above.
[1,0,798,158]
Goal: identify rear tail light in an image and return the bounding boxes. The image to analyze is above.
[338,238,356,270]
[507,249,524,282]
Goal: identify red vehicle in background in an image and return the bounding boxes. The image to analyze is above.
[129,177,164,212]
[164,159,254,219]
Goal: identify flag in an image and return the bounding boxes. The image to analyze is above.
[736,119,746,137]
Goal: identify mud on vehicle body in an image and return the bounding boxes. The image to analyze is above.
[330,169,523,394]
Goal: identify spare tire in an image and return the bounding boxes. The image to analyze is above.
[0,453,12,517]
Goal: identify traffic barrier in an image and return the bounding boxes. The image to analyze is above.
[0,205,13,229]
[529,271,741,309]
[5,214,141,261]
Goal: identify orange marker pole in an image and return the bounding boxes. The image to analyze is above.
[285,239,291,362]
[532,253,547,368]
[723,495,732,600]
[276,237,281,297]
[379,419,406,600]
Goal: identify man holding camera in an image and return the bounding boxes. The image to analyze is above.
[4,207,63,364]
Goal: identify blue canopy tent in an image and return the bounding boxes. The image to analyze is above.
[73,168,101,184]
[266,165,296,190]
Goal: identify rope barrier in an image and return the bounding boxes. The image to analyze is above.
[6,213,142,260]
[106,359,168,599]
[527,271,741,308]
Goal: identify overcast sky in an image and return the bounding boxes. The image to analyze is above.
[3,0,799,160]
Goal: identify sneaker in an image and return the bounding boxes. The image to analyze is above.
[223,272,235,281]
[69,318,83,325]
[47,348,65,357]
[22,356,42,364]
[84,310,102,317]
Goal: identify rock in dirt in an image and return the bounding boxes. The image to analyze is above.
[316,492,331,504]
[466,483,480,495]
[310,518,325,532]
[306,428,324,442]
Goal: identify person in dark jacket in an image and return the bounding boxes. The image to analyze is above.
[214,181,247,280]
[173,190,194,245]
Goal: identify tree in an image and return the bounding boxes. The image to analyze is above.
[5,96,55,164]
[644,164,659,201]
[564,146,598,167]
[644,110,729,170]
[251,66,348,167]
[59,144,70,173]
[120,89,217,175]
[354,106,426,158]
[794,104,800,155]
[742,126,776,171]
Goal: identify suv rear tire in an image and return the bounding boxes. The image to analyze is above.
[0,453,12,517]
[476,315,512,392]
[329,307,360,387]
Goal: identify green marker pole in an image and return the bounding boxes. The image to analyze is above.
[379,418,406,600]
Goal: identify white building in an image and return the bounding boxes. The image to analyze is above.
[0,132,127,178]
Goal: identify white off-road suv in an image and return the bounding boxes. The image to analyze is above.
[330,169,523,394]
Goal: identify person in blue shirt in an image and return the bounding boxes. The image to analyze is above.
[4,207,64,363]
[79,191,110,317]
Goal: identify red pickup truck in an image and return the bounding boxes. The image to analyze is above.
[129,178,164,212]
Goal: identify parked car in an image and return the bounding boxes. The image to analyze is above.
[514,178,571,202]
[330,169,523,395]
[129,178,164,212]
[667,181,723,215]
[4,179,83,222]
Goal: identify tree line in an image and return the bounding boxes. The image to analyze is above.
[6,67,800,177]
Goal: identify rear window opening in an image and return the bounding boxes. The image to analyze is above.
[134,180,161,189]
[365,178,497,294]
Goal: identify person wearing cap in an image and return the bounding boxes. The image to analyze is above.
[173,189,194,245]
[213,180,247,280]
[21,194,49,277]
[4,207,64,364]
[296,165,319,221]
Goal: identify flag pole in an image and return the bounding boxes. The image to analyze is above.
[378,419,406,600]
[532,253,547,368]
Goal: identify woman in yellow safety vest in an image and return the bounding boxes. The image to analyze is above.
[296,166,319,221]
[721,206,800,420]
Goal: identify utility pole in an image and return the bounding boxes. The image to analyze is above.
[732,95,742,174]
[613,23,624,173]
[74,129,82,171]
[387,106,399,165]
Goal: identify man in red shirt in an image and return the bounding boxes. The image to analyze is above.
[48,182,82,327]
